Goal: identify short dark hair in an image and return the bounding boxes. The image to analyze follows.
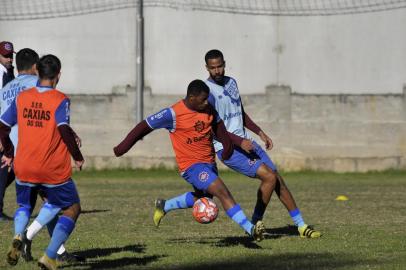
[37,54,61,80]
[16,48,39,71]
[205,49,224,64]
[187,79,209,97]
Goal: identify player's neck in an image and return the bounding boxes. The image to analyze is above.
[38,79,57,88]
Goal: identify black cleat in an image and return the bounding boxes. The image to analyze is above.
[57,251,86,263]
[21,231,33,262]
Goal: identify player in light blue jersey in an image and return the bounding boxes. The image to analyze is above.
[0,48,39,223]
[204,49,321,238]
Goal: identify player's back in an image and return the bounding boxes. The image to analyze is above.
[14,87,72,185]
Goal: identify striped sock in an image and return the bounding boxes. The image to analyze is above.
[164,192,195,213]
[289,208,306,228]
[46,216,75,259]
[226,204,254,235]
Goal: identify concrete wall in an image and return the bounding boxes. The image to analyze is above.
[1,7,405,95]
[72,86,406,172]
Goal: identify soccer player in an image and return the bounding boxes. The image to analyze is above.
[0,54,84,270]
[114,79,266,241]
[204,49,321,238]
[0,48,83,264]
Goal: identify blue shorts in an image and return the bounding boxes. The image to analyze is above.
[181,163,219,191]
[217,141,277,178]
[16,179,80,209]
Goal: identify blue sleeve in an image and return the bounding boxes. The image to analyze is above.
[55,98,70,126]
[0,98,17,127]
[145,108,175,130]
[208,92,216,107]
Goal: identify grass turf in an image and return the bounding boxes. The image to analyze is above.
[1,169,405,269]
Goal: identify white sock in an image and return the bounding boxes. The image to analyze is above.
[57,244,66,255]
[26,220,44,240]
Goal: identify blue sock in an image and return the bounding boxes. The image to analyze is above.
[36,203,61,226]
[164,192,195,213]
[226,204,254,235]
[289,208,306,228]
[14,207,30,235]
[46,216,75,259]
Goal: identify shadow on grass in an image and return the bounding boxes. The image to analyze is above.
[80,209,111,214]
[60,244,166,269]
[168,225,300,249]
[153,252,383,270]
[168,235,263,249]
[62,255,165,269]
[264,224,299,239]
[71,244,146,259]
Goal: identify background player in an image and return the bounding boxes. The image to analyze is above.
[0,48,38,222]
[204,49,321,238]
[0,54,84,270]
[114,79,265,241]
[0,41,15,88]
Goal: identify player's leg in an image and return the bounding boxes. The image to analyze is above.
[254,143,321,238]
[184,163,265,241]
[0,163,8,220]
[217,144,277,224]
[0,162,15,220]
[153,191,195,227]
[38,179,81,269]
[206,176,265,241]
[6,181,37,265]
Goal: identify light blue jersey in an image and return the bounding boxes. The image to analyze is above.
[206,76,253,152]
[0,74,38,148]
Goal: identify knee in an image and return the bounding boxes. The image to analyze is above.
[258,167,277,185]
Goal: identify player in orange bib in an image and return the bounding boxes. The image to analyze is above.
[114,79,265,241]
[0,54,84,270]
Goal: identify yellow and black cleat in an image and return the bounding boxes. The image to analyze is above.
[298,225,322,238]
[153,199,166,227]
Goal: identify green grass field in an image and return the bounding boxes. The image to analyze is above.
[1,169,406,270]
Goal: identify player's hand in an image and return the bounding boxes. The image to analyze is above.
[240,139,254,153]
[1,155,13,169]
[258,130,273,150]
[74,160,84,171]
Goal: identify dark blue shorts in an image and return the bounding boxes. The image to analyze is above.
[16,179,80,209]
[217,140,277,178]
[181,163,219,191]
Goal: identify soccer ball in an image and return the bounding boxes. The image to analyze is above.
[192,197,219,224]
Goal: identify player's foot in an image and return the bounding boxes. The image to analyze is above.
[21,231,33,262]
[298,225,322,238]
[6,234,23,265]
[57,251,86,263]
[251,220,266,242]
[153,198,166,227]
[38,254,58,270]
